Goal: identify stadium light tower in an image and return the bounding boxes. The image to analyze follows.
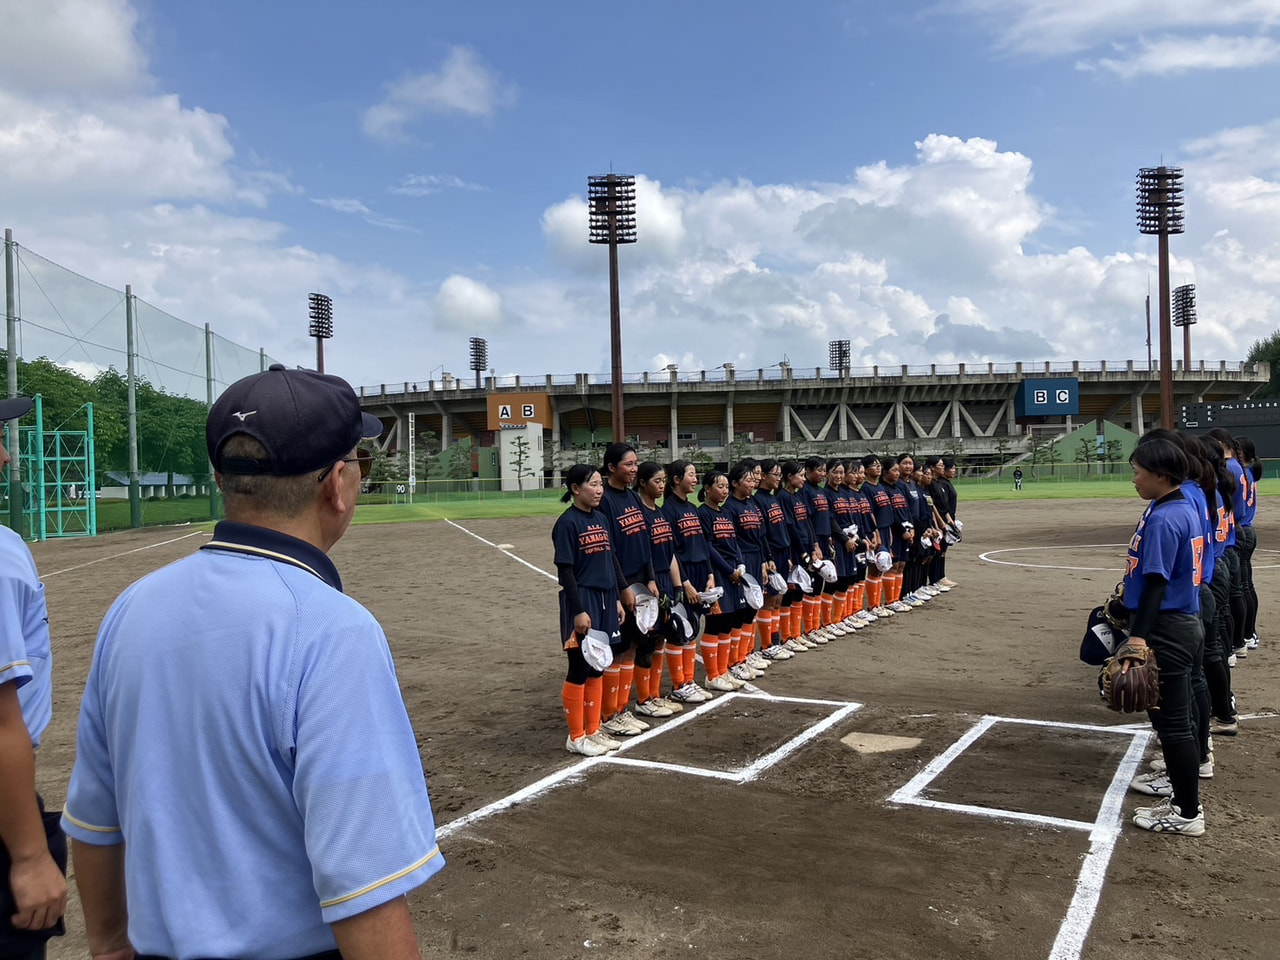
[469,337,488,390]
[1136,166,1185,429]
[588,174,637,442]
[1172,283,1196,370]
[829,339,851,377]
[308,292,334,374]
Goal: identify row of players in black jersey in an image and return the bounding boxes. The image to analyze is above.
[552,446,962,756]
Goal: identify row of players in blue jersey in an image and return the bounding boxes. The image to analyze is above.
[552,444,962,756]
[1121,428,1264,837]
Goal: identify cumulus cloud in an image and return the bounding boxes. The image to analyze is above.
[433,275,504,332]
[0,0,147,95]
[363,46,516,141]
[1082,34,1280,77]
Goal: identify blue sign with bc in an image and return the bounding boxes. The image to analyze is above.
[1015,378,1080,419]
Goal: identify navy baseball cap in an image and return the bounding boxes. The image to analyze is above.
[0,396,34,422]
[208,364,384,476]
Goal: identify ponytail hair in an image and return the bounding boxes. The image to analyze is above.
[728,462,752,489]
[781,460,804,483]
[636,460,665,489]
[561,463,599,503]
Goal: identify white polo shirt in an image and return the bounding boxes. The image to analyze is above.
[0,524,52,747]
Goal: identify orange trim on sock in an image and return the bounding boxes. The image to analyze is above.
[562,682,586,740]
[584,676,603,735]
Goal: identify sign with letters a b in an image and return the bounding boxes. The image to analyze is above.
[487,392,550,430]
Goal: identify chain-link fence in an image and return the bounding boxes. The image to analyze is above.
[3,233,293,537]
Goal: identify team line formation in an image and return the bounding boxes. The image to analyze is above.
[552,432,1264,839]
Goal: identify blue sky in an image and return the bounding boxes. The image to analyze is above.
[3,0,1280,391]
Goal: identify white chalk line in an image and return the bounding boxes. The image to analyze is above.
[444,518,559,582]
[981,543,1280,572]
[437,688,861,840]
[41,530,205,578]
[888,714,1156,960]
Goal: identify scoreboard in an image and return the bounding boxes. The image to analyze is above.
[1015,378,1080,420]
[1179,399,1280,458]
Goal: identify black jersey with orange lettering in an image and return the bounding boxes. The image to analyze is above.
[800,481,833,538]
[600,484,655,582]
[552,506,617,591]
[663,494,711,565]
[755,489,793,561]
[724,495,771,563]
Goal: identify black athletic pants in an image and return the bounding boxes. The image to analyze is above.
[1147,612,1206,814]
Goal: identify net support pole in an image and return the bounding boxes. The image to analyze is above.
[5,228,21,537]
[206,323,218,521]
[260,346,266,372]
[125,285,142,528]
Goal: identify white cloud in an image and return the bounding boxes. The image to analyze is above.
[309,196,417,232]
[392,173,488,196]
[433,275,504,332]
[0,0,147,95]
[1082,34,1280,77]
[362,46,516,141]
[947,0,1280,56]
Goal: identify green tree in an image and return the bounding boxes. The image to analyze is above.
[728,434,753,466]
[1046,438,1063,476]
[684,443,714,475]
[1027,433,1046,479]
[943,436,965,472]
[993,435,1012,476]
[509,435,533,494]
[1105,439,1123,475]
[1076,438,1095,479]
[1247,330,1280,398]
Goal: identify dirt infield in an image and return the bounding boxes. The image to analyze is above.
[29,498,1280,960]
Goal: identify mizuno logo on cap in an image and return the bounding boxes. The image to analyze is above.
[231,410,258,422]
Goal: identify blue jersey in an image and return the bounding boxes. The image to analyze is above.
[864,481,894,532]
[755,489,794,561]
[1235,459,1257,527]
[63,521,443,958]
[552,505,618,591]
[800,482,833,538]
[600,484,653,582]
[724,494,770,564]
[699,502,746,579]
[778,488,813,555]
[0,525,52,747]
[641,501,678,597]
[663,494,711,566]
[1124,492,1203,616]
[1181,480,1215,584]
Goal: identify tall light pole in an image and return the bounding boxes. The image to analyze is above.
[308,292,333,374]
[1136,166,1185,430]
[1173,283,1196,370]
[588,174,637,442]
[829,339,851,377]
[469,337,488,390]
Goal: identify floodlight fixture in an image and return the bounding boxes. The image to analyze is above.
[588,173,637,441]
[308,292,334,373]
[1173,282,1196,369]
[829,339,851,375]
[469,337,488,389]
[1136,166,1186,428]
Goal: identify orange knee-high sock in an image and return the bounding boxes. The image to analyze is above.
[701,638,719,679]
[563,682,586,740]
[665,645,685,688]
[602,666,621,719]
[859,581,869,611]
[835,591,848,620]
[891,574,903,603]
[806,596,822,631]
[717,636,731,675]
[634,663,651,704]
[618,663,635,711]
[821,593,834,626]
[728,627,742,665]
[756,613,770,647]
[789,604,803,639]
[649,659,664,699]
[868,578,882,609]
[682,644,697,685]
[584,676,603,735]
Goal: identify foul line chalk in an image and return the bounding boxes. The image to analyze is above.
[981,543,1280,572]
[42,531,205,579]
[445,518,558,583]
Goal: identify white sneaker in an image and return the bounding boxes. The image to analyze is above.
[842,616,864,630]
[1132,798,1205,836]
[1246,633,1260,650]
[730,663,758,681]
[603,713,645,736]
[762,645,793,660]
[616,709,649,732]
[1130,772,1172,797]
[923,585,941,596]
[808,631,829,645]
[784,638,809,653]
[941,578,958,588]
[857,610,877,622]
[873,606,894,618]
[723,671,748,689]
[1148,756,1214,778]
[933,583,951,593]
[566,734,610,756]
[588,730,623,750]
[653,696,684,713]
[634,699,674,718]
[890,601,913,613]
[746,652,770,669]
[910,590,930,602]
[1228,653,1237,667]
[670,683,708,703]
[708,675,738,692]
[800,636,820,649]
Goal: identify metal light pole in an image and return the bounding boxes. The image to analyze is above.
[588,174,637,442]
[308,293,333,374]
[469,337,488,390]
[1173,283,1196,370]
[5,228,20,535]
[829,339,851,377]
[1136,166,1185,430]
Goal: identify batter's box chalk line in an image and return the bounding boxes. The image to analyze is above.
[888,714,1154,960]
[437,689,862,841]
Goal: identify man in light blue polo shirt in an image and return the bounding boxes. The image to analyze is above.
[1,395,67,960]
[63,366,444,960]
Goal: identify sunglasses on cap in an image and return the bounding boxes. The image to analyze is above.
[317,447,373,482]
